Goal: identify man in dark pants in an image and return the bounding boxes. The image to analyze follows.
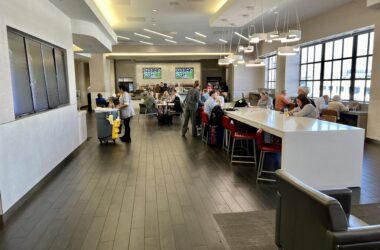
[182,81,201,137]
[118,85,135,143]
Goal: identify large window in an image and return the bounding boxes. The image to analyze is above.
[300,29,374,102]
[265,55,277,89]
[7,28,69,117]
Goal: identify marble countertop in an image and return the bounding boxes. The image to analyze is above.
[225,107,363,136]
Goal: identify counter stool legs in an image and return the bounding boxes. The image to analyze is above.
[230,138,257,165]
[256,151,279,183]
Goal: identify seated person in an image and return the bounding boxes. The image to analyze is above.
[96,93,108,107]
[216,91,225,107]
[289,95,318,118]
[204,90,221,118]
[170,90,183,113]
[314,94,329,115]
[201,89,210,102]
[169,89,179,102]
[144,91,157,112]
[257,91,273,109]
[275,90,290,111]
[111,93,120,106]
[328,95,349,119]
[161,90,171,102]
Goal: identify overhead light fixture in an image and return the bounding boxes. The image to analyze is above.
[244,45,254,53]
[139,41,153,45]
[152,22,157,26]
[143,28,173,39]
[281,30,302,43]
[185,37,206,45]
[268,31,279,39]
[218,58,230,65]
[246,59,265,67]
[234,32,249,41]
[250,33,267,43]
[194,32,207,38]
[278,46,298,56]
[134,33,151,39]
[218,38,228,44]
[152,9,158,12]
[164,39,177,44]
[238,45,244,52]
[117,36,131,40]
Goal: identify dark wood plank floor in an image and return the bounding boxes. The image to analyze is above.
[0,113,379,249]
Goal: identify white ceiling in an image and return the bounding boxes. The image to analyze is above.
[51,0,353,47]
[104,0,352,46]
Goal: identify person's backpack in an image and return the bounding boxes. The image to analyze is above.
[209,105,223,126]
[234,98,248,108]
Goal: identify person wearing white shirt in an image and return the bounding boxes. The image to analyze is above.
[204,91,221,118]
[314,95,329,115]
[118,85,135,143]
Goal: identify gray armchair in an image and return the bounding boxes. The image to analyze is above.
[275,170,380,250]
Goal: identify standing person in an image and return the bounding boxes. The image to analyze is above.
[275,90,290,111]
[182,81,201,137]
[118,85,135,143]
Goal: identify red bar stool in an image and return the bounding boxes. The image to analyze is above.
[230,123,257,165]
[222,116,232,153]
[201,112,209,144]
[256,130,282,183]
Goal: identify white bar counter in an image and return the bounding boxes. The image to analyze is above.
[225,107,365,189]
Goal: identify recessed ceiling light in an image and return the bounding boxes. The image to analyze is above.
[117,35,131,40]
[165,39,177,44]
[194,32,207,38]
[143,28,173,39]
[185,37,206,45]
[134,33,151,39]
[152,23,157,26]
[218,38,228,44]
[152,9,158,12]
[139,41,153,45]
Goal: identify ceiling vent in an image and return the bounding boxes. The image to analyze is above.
[126,17,146,22]
[169,1,180,6]
[367,0,380,8]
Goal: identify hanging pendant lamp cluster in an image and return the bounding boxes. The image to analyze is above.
[218,0,302,67]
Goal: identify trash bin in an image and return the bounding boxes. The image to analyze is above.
[95,108,118,144]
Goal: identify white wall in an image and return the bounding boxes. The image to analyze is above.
[0,0,80,214]
[231,65,265,101]
[135,62,201,86]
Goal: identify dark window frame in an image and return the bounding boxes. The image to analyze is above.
[7,27,70,118]
[265,54,277,90]
[299,29,374,103]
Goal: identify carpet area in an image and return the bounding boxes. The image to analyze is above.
[214,203,380,250]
